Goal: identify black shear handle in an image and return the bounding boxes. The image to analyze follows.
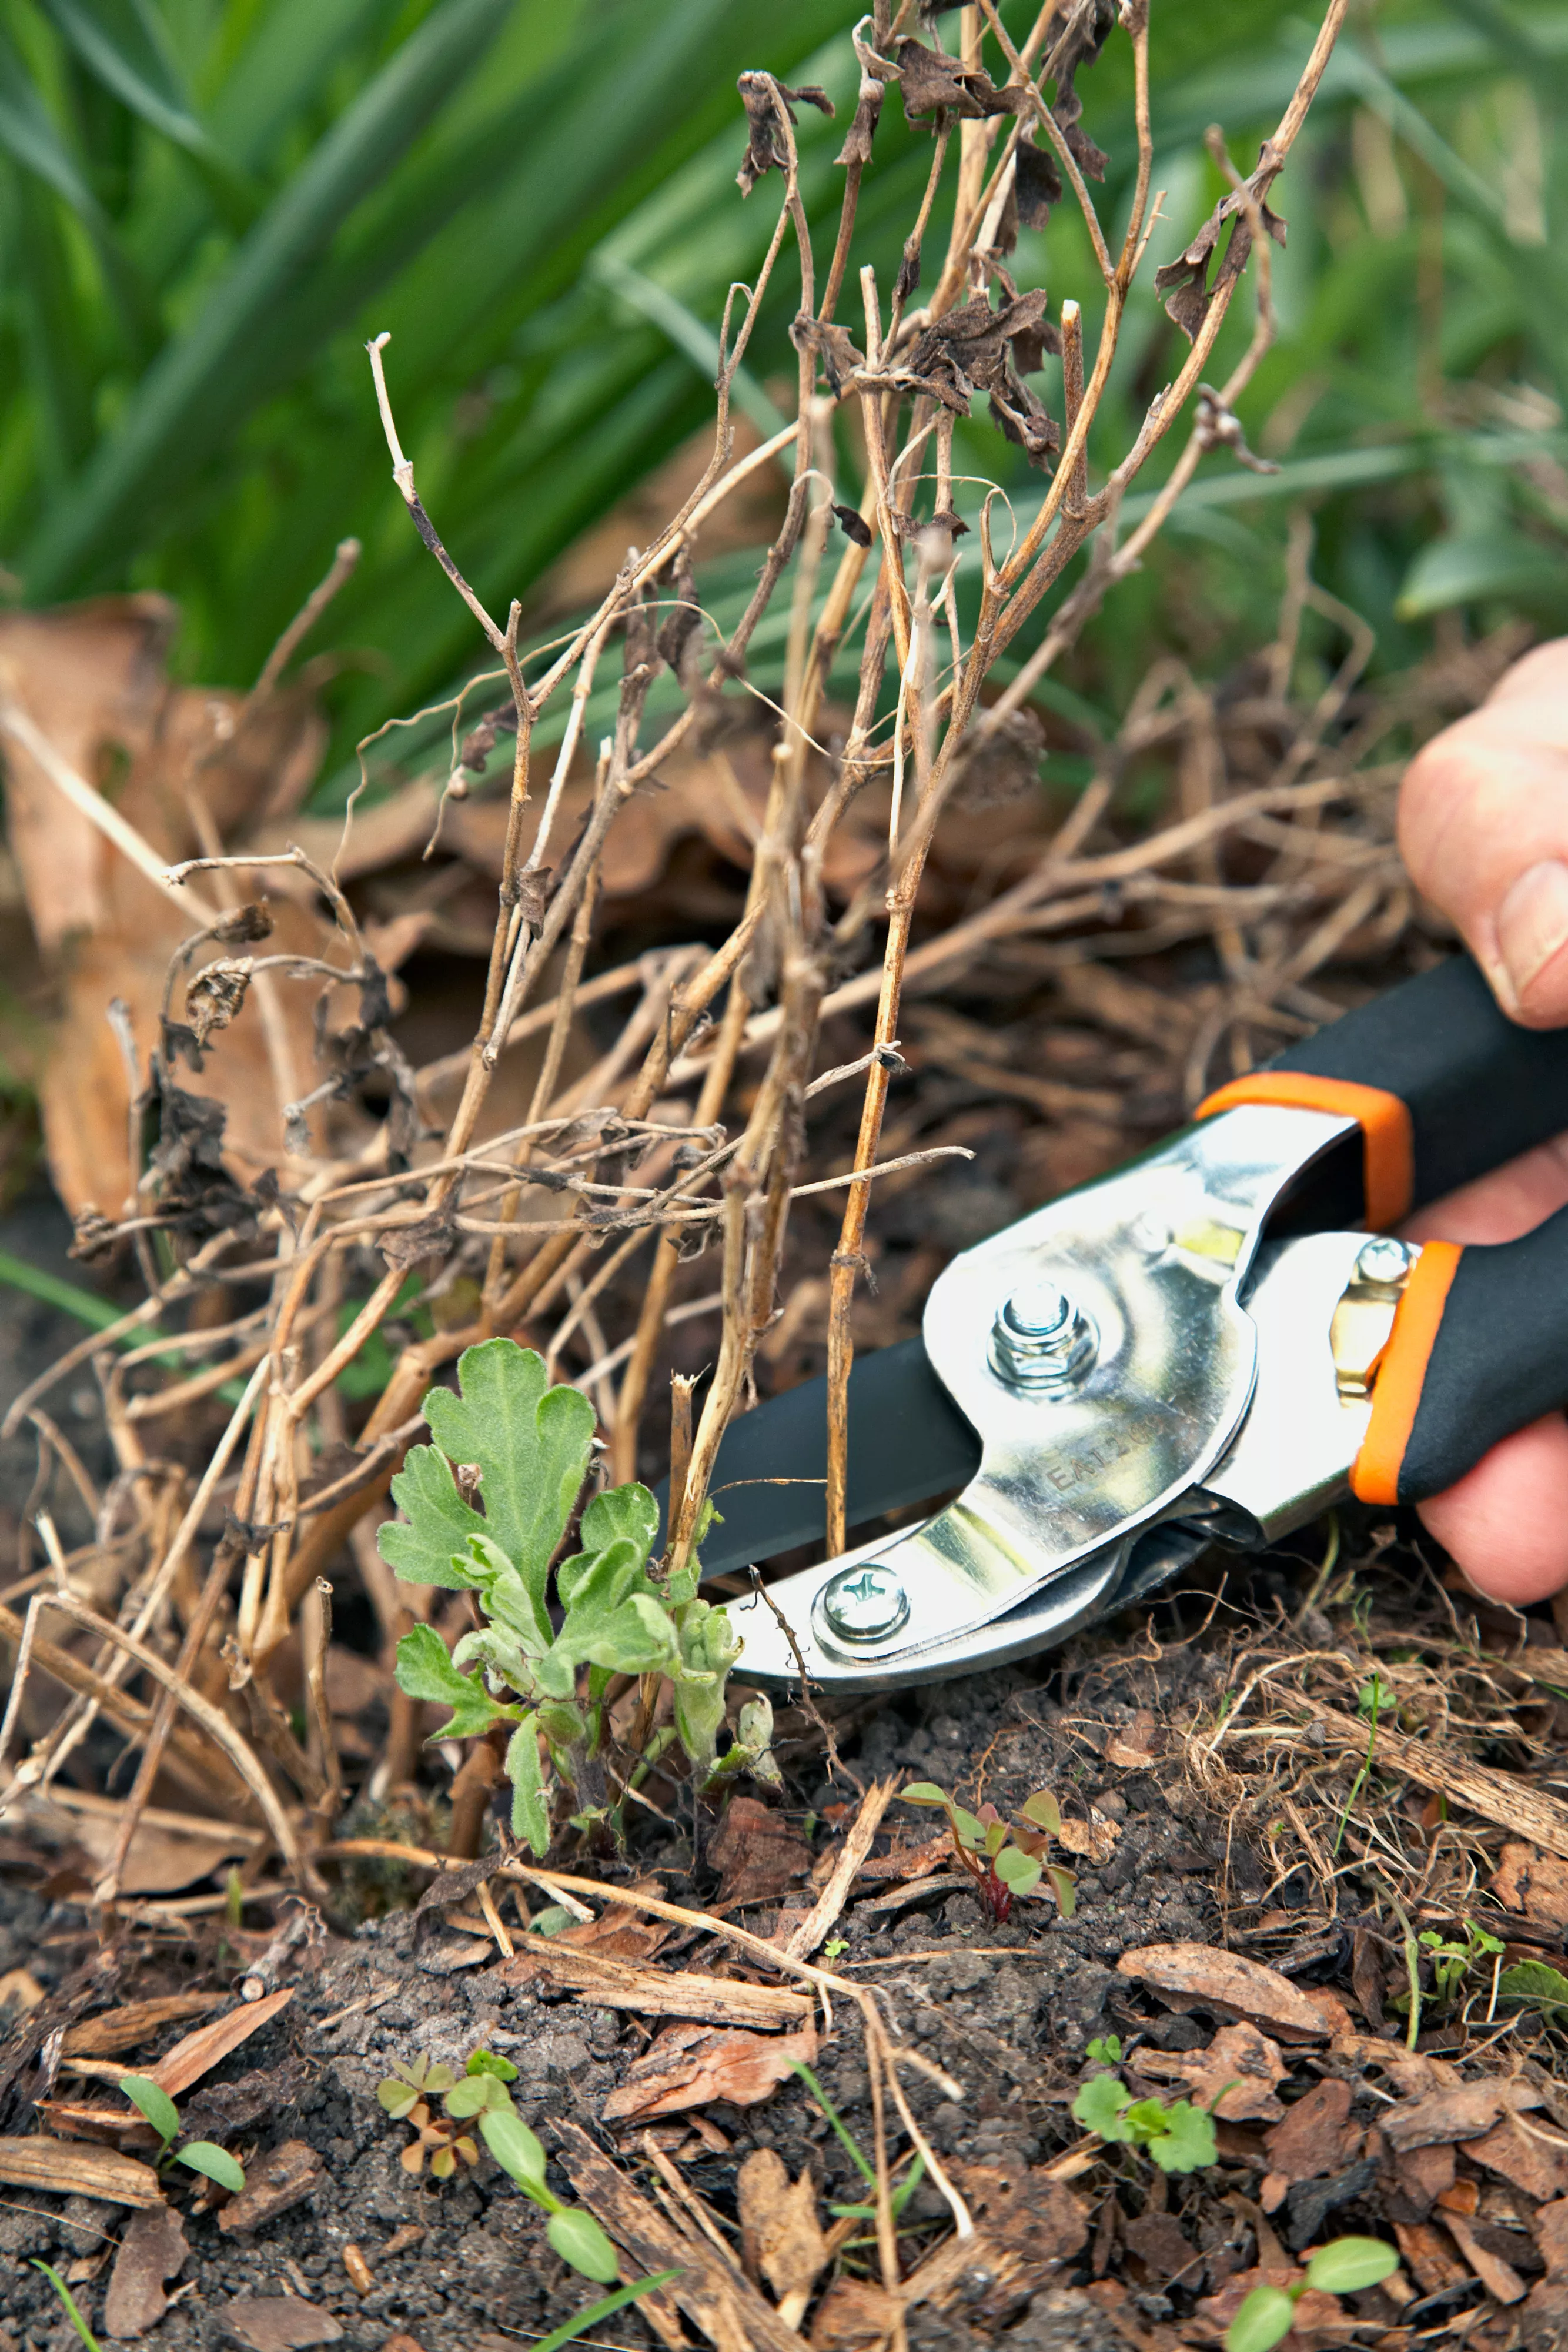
[1199,954,1568,1504]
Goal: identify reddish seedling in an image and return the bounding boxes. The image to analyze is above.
[900,1782,1075,1925]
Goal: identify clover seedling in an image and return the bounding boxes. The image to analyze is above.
[376,2045,616,2281]
[900,1780,1075,1923]
[1226,2237,1400,2351]
[1070,2069,1217,2174]
[119,2076,245,2194]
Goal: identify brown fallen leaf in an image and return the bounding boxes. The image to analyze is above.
[64,1993,230,2057]
[503,1939,809,2028]
[852,1830,952,1883]
[1115,1943,1328,2043]
[216,2139,323,2235]
[1262,2076,1360,2181]
[1135,2020,1288,2123]
[0,2137,163,2206]
[1470,2112,1568,2204]
[1383,2079,1541,2153]
[1442,2208,1528,2305]
[708,1797,813,1908]
[218,2297,344,2351]
[1104,1710,1164,1770]
[103,2206,188,2340]
[1492,1842,1568,1931]
[1385,2137,1455,2220]
[601,2019,818,2124]
[736,2147,828,2323]
[1055,1808,1121,1865]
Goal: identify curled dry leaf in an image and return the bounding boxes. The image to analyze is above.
[736,2146,828,2305]
[1115,1942,1328,2043]
[1135,2019,1288,2123]
[601,2018,818,2123]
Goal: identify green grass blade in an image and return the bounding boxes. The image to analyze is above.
[526,2272,681,2352]
[29,2263,102,2352]
[24,0,515,597]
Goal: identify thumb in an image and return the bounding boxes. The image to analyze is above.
[1399,637,1568,1027]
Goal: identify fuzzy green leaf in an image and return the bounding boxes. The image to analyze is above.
[119,2074,179,2149]
[480,2105,549,2190]
[176,2141,246,2194]
[1223,2286,1298,2352]
[1303,2237,1400,2294]
[1070,2072,1132,2140]
[379,1445,491,1591]
[409,1342,593,1636]
[394,1623,504,1739]
[1146,2099,1218,2174]
[579,1481,659,1562]
[546,2207,620,2284]
[506,1715,551,1856]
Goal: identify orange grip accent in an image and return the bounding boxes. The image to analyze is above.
[1349,1240,1463,1505]
[1196,1073,1415,1232]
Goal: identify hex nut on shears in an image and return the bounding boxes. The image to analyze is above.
[989,1279,1098,1392]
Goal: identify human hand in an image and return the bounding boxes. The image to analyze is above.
[1396,640,1568,1605]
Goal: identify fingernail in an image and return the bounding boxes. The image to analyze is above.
[1496,858,1568,1019]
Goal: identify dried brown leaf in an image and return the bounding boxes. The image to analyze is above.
[601,2018,818,2123]
[1261,2075,1358,2178]
[1470,2113,1568,2205]
[1154,143,1288,340]
[709,1796,812,1908]
[1442,2207,1528,2305]
[1382,2079,1540,2154]
[736,2146,828,2300]
[894,37,1024,122]
[1137,2020,1288,2123]
[103,2206,188,2339]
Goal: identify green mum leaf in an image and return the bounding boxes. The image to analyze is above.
[394,1623,506,1739]
[579,1481,658,1561]
[379,1443,491,1592]
[423,1341,594,1617]
[506,1715,551,1856]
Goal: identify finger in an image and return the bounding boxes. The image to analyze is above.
[1401,1133,1568,1603]
[1417,1415,1568,1608]
[1398,637,1568,1027]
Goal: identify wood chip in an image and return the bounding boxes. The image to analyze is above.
[0,2137,163,2206]
[63,1993,230,2057]
[1134,2020,1288,2122]
[602,2019,818,2124]
[342,2244,373,2294]
[216,2139,323,2234]
[1393,2219,1469,2296]
[219,2297,344,2350]
[103,2206,188,2339]
[785,1776,895,1959]
[1442,2208,1528,2305]
[1535,2197,1568,2277]
[1383,2080,1541,2153]
[1115,1942,1328,2042]
[503,1940,810,2027]
[149,1987,294,2096]
[558,2119,804,2352]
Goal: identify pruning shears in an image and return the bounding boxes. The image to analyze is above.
[670,956,1568,1691]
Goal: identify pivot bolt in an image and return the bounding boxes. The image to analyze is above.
[1355,1236,1414,1291]
[821,1563,910,1643]
[989,1279,1098,1392]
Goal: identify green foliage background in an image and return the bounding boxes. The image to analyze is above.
[2,0,1566,786]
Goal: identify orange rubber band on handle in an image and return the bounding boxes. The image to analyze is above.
[1196,1072,1415,1232]
[1349,1241,1463,1505]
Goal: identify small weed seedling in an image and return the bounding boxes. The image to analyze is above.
[899,1781,1075,1924]
[1070,2067,1218,2174]
[381,1341,778,1851]
[377,2047,616,2282]
[1226,2237,1400,2351]
[119,2077,245,2194]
